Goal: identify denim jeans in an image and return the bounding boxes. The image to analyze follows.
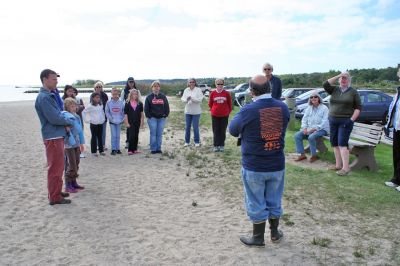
[294,129,327,156]
[328,117,353,147]
[185,114,201,144]
[241,167,285,223]
[102,121,107,147]
[147,117,166,152]
[109,123,121,150]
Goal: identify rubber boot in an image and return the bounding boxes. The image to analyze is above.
[269,218,283,243]
[239,222,265,247]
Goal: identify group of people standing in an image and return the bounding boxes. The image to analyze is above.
[35,62,399,251]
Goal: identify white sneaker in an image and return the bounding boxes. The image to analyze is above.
[396,186,400,192]
[194,143,201,147]
[385,181,398,188]
[80,153,86,158]
[184,143,190,147]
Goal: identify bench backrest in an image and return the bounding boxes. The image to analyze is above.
[350,122,383,146]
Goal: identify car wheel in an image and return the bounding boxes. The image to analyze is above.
[382,111,388,125]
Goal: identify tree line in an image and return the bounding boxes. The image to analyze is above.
[72,66,399,95]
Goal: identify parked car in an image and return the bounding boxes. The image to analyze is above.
[198,84,211,95]
[234,88,251,107]
[295,90,393,123]
[226,83,249,94]
[281,88,312,100]
[223,85,236,90]
[228,83,250,106]
[294,88,329,106]
[177,84,211,97]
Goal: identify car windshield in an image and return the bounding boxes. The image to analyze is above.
[281,89,293,97]
[233,83,246,90]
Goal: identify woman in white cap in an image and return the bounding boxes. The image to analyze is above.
[294,90,329,162]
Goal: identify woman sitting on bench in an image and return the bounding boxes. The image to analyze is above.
[294,90,329,163]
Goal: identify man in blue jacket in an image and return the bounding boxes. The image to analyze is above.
[35,69,72,205]
[229,75,290,247]
[263,62,282,100]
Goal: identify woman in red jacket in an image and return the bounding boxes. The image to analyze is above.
[208,78,232,152]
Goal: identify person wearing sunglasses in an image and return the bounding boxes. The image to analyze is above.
[262,62,282,100]
[208,78,232,152]
[181,78,204,147]
[323,72,361,176]
[294,90,329,163]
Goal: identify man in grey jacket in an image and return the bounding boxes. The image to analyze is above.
[35,69,72,205]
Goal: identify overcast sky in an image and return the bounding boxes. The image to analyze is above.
[1,0,399,85]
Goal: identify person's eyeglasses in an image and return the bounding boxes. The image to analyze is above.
[129,81,134,83]
[95,86,102,89]
[310,96,319,99]
[217,84,223,86]
[189,81,195,83]
[341,76,348,80]
[264,68,272,71]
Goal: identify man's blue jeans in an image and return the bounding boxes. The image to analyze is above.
[185,114,200,144]
[241,168,285,223]
[294,130,327,156]
[147,117,166,152]
[109,123,121,150]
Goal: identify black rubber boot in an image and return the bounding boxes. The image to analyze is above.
[239,222,265,247]
[269,218,283,243]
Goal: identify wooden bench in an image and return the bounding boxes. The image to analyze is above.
[304,122,383,171]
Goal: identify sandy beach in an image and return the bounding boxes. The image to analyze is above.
[0,98,398,265]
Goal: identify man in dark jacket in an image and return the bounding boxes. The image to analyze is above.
[263,62,282,100]
[229,75,290,247]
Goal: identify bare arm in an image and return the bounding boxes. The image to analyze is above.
[124,114,130,128]
[351,109,361,122]
[327,74,342,85]
[140,112,144,128]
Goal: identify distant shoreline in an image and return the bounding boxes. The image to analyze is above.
[23,89,113,94]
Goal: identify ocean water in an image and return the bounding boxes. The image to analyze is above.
[0,85,95,102]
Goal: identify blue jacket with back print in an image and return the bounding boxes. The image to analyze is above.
[229,95,290,172]
[35,87,71,140]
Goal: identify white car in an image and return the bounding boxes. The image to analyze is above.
[198,84,211,95]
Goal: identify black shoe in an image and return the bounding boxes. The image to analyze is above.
[156,150,162,154]
[269,218,284,243]
[49,198,72,205]
[151,151,157,154]
[111,150,117,155]
[116,150,122,154]
[60,192,70,198]
[239,222,265,247]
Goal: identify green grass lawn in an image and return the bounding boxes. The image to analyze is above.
[168,96,399,216]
